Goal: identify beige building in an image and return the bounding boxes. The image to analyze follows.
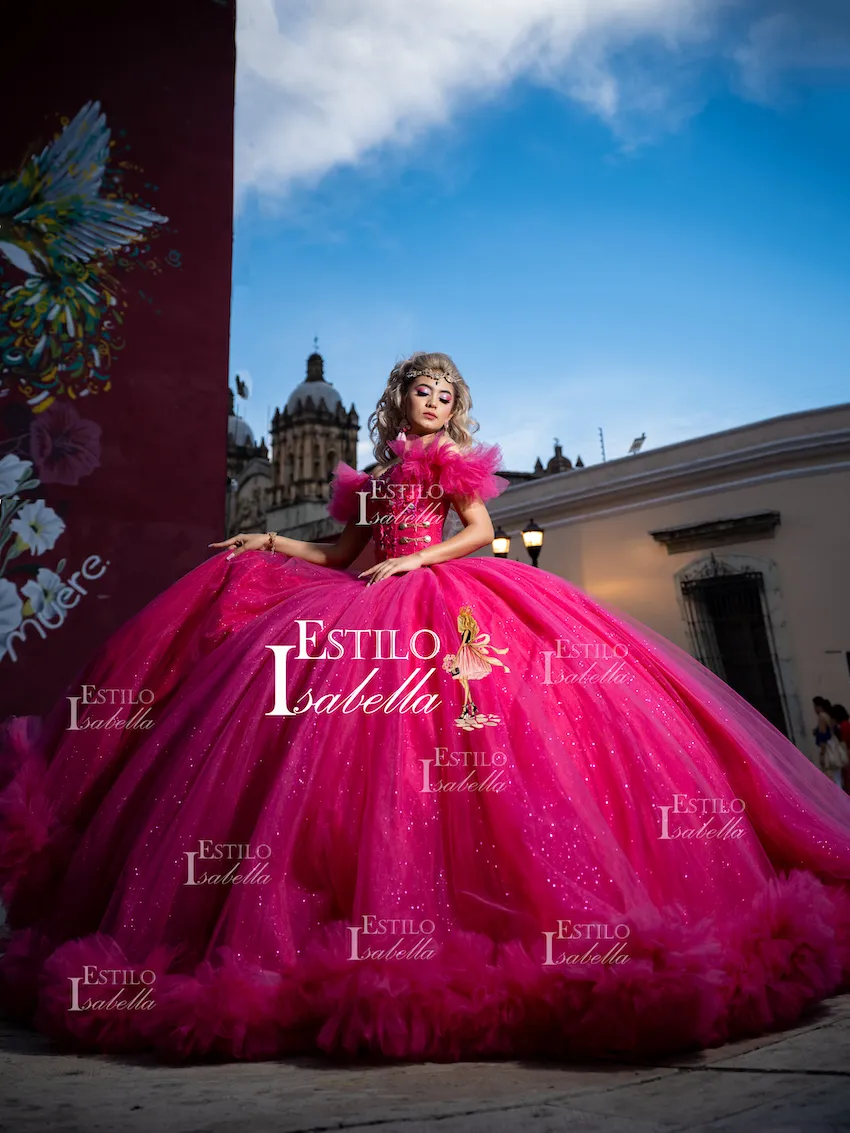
[486,403,850,759]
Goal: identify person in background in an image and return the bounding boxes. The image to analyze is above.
[830,704,850,793]
[813,697,845,787]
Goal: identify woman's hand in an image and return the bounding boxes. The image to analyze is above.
[358,553,424,586]
[209,532,269,559]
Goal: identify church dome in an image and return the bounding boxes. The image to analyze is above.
[545,442,573,474]
[285,382,342,413]
[228,415,256,447]
[285,351,343,414]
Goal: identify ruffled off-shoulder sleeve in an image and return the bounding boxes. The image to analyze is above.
[328,462,370,523]
[433,439,510,504]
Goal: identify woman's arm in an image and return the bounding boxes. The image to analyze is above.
[274,521,372,569]
[358,495,494,584]
[212,463,397,569]
[210,519,372,569]
[416,495,494,566]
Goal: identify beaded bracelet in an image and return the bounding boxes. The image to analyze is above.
[266,531,276,554]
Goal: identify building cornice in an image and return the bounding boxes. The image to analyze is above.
[649,511,781,554]
[490,423,850,530]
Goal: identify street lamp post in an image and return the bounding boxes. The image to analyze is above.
[491,526,511,558]
[521,518,544,567]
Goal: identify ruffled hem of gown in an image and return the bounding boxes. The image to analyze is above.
[0,871,848,1062]
[2,722,849,1061]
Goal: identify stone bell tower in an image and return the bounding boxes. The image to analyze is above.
[265,348,359,539]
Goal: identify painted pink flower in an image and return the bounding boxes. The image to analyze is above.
[29,403,102,486]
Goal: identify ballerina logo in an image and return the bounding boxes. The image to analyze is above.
[656,795,746,840]
[183,840,272,885]
[540,641,630,686]
[443,606,510,730]
[542,921,631,966]
[419,746,509,793]
[68,967,156,1012]
[347,915,438,961]
[66,684,155,731]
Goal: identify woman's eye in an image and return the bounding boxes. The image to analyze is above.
[414,385,451,403]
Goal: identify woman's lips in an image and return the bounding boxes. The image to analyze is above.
[424,412,437,419]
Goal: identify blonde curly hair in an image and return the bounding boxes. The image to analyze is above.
[368,351,478,465]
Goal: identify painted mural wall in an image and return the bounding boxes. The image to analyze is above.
[0,0,236,715]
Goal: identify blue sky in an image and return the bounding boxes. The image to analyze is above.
[230,1,850,472]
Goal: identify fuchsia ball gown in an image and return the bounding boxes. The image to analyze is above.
[1,431,849,1061]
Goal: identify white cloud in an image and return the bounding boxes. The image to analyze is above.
[731,3,850,101]
[234,0,850,201]
[235,0,715,199]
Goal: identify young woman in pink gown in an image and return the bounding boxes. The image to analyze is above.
[0,351,848,1061]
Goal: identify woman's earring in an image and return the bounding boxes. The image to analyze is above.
[400,417,409,433]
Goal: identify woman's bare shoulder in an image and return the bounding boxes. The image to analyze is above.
[439,439,464,455]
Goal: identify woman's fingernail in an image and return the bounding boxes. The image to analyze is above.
[226,553,234,560]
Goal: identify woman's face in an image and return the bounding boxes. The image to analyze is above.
[404,374,454,436]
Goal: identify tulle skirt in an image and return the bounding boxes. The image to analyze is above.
[1,549,848,1060]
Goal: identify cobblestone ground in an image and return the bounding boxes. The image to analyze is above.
[1,994,848,1133]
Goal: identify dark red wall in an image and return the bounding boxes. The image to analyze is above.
[0,0,235,715]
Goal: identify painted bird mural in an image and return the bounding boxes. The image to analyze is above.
[0,101,169,408]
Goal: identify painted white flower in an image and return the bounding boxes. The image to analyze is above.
[21,568,64,620]
[0,578,23,634]
[9,499,65,556]
[0,578,23,662]
[0,454,33,496]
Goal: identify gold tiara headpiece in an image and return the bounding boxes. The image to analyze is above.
[407,368,454,384]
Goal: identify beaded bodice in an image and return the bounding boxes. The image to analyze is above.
[362,462,451,561]
[328,433,509,564]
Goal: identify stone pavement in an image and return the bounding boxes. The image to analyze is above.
[1,995,849,1133]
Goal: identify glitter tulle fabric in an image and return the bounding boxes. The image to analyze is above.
[1,433,849,1061]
